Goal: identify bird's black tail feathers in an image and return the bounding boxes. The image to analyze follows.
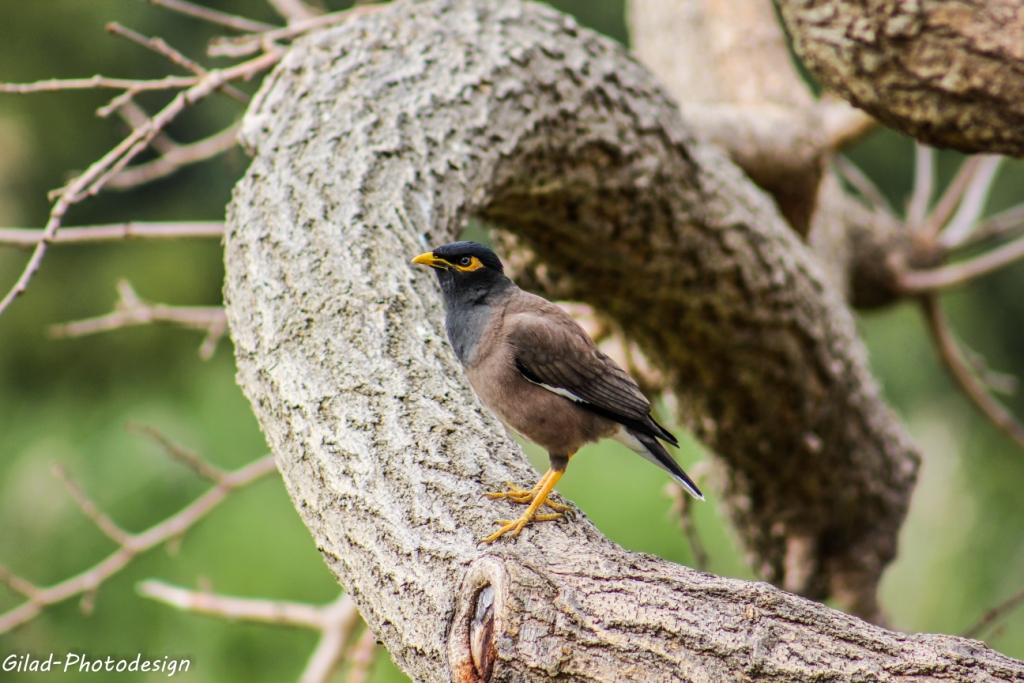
[646,415,679,448]
[629,428,704,500]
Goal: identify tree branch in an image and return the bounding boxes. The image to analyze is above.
[49,280,228,360]
[147,0,278,33]
[0,48,280,320]
[0,454,277,633]
[214,4,990,680]
[0,221,223,246]
[964,586,1024,640]
[898,234,1024,293]
[266,0,322,25]
[106,123,239,190]
[777,0,1024,157]
[138,583,359,683]
[921,296,1024,450]
[0,74,199,94]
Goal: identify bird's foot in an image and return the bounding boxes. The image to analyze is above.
[482,513,564,543]
[484,482,571,512]
[481,468,568,543]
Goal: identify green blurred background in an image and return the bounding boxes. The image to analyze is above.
[1,1,1022,681]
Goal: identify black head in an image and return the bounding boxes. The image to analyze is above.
[411,241,504,274]
[411,241,511,306]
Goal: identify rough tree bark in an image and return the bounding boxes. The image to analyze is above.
[222,0,1021,680]
[777,0,1024,158]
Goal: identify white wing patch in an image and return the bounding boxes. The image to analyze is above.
[524,376,588,405]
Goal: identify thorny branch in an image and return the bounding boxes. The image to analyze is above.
[49,280,228,360]
[0,444,277,633]
[137,583,364,683]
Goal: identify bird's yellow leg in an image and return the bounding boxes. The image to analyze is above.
[482,468,565,543]
[484,468,571,511]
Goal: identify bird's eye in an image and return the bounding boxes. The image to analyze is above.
[458,256,472,267]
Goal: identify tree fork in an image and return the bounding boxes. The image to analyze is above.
[221,0,1012,679]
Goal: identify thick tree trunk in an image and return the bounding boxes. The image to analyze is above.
[222,0,1019,680]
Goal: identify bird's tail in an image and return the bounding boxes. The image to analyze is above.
[627,428,704,500]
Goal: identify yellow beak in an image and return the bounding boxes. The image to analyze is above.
[411,252,449,269]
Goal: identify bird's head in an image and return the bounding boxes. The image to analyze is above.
[411,241,510,301]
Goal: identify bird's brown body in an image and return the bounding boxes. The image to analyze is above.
[464,292,621,463]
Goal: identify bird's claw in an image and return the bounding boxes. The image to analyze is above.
[484,482,571,512]
[482,512,564,543]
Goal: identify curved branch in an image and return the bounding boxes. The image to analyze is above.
[216,2,1012,680]
[899,234,1024,292]
[921,296,1024,449]
[777,0,1024,157]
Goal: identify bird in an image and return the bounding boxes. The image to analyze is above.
[412,241,703,542]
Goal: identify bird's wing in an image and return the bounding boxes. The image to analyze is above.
[506,302,677,445]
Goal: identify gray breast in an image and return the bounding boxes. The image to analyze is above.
[445,303,496,367]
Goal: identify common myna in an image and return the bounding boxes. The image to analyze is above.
[413,241,703,542]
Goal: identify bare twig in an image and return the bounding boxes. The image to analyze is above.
[347,628,377,683]
[147,0,278,33]
[966,203,1024,247]
[209,5,382,57]
[0,454,278,633]
[919,156,984,241]
[0,222,223,247]
[963,586,1024,639]
[0,74,199,94]
[898,233,1024,293]
[138,583,360,683]
[127,423,227,483]
[906,143,934,231]
[107,123,239,189]
[665,478,710,572]
[267,0,322,24]
[115,101,179,154]
[0,566,41,600]
[834,156,894,216]
[137,581,339,628]
[922,296,1024,450]
[939,156,1004,249]
[49,280,228,360]
[301,596,361,683]
[105,23,249,105]
[50,464,132,545]
[0,48,280,320]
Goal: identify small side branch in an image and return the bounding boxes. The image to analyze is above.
[127,423,227,483]
[0,454,278,633]
[106,123,239,190]
[266,0,322,24]
[147,0,278,32]
[898,234,1024,293]
[49,280,227,360]
[138,583,360,683]
[0,222,223,247]
[209,6,383,57]
[922,296,1024,450]
[0,74,199,94]
[963,586,1024,640]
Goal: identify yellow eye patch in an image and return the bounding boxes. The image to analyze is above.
[454,256,485,272]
